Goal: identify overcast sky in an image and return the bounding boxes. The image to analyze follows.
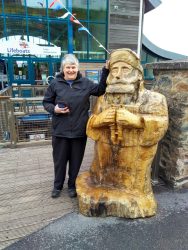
[143,0,188,56]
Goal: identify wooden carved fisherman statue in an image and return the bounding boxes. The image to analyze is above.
[76,48,168,218]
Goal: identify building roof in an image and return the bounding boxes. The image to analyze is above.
[142,35,187,60]
[145,0,161,13]
[143,1,187,60]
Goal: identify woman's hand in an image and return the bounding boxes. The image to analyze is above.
[54,104,70,114]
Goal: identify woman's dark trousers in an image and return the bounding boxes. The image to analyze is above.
[52,136,87,190]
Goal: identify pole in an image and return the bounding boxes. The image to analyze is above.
[67,0,73,53]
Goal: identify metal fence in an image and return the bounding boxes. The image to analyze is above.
[0,96,10,142]
[0,85,51,146]
[15,113,52,143]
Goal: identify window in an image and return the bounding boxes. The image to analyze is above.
[6,17,27,38]
[13,60,29,81]
[26,0,47,17]
[88,23,106,60]
[142,51,158,80]
[73,22,88,59]
[0,1,2,14]
[0,17,4,39]
[52,61,61,75]
[50,21,68,51]
[28,19,48,45]
[3,1,25,15]
[141,50,147,64]
[89,0,107,21]
[72,0,87,20]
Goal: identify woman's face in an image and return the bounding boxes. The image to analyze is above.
[63,63,78,80]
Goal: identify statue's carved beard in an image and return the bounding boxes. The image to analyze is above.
[106,75,140,105]
[105,90,138,105]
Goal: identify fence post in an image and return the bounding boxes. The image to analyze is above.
[8,99,17,147]
[0,96,11,144]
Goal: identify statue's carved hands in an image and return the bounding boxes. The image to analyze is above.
[92,107,116,128]
[116,108,144,128]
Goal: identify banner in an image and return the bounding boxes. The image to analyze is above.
[0,40,61,56]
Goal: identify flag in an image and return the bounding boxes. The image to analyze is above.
[78,27,90,34]
[70,14,81,25]
[54,3,62,10]
[72,19,81,24]
[37,1,43,7]
[49,0,58,8]
[58,12,70,19]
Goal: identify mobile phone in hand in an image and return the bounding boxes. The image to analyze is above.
[58,102,68,108]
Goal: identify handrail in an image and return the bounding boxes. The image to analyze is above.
[0,96,11,99]
[0,86,12,96]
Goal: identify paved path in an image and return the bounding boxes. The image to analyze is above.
[0,139,188,250]
[0,139,94,249]
[5,187,188,250]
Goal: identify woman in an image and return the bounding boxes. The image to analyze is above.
[43,54,109,198]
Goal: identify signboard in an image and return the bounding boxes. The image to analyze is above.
[0,40,61,56]
[85,70,100,83]
[29,133,45,141]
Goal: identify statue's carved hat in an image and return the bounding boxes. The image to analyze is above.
[109,48,143,74]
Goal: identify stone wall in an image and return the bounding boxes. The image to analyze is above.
[145,60,188,188]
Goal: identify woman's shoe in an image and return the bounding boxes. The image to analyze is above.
[51,189,61,198]
[68,188,77,198]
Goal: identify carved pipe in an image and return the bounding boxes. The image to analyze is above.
[117,125,123,142]
[110,124,117,144]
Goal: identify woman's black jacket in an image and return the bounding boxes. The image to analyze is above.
[43,67,109,138]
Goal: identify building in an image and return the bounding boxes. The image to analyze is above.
[0,0,180,86]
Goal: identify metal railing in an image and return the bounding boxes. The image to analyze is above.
[12,84,48,97]
[0,85,51,146]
